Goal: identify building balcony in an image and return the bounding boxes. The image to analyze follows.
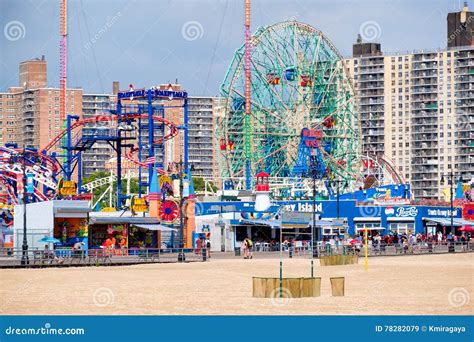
[354,67,384,75]
[358,59,384,67]
[411,71,437,78]
[411,87,438,94]
[411,62,437,71]
[412,141,438,148]
[411,96,438,103]
[455,75,474,83]
[412,118,437,126]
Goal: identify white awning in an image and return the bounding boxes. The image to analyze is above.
[133,224,177,232]
[386,217,415,222]
[353,217,381,222]
[422,218,474,227]
[355,227,386,231]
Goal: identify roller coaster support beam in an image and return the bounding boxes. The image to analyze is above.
[117,100,124,209]
[65,114,79,181]
[138,112,143,198]
[147,89,154,192]
[184,98,189,172]
[77,151,82,192]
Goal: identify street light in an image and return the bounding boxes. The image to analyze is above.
[178,156,185,250]
[306,157,319,254]
[302,156,320,278]
[440,171,463,235]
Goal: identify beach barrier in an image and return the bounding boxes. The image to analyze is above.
[320,255,358,266]
[330,277,345,296]
[252,277,321,298]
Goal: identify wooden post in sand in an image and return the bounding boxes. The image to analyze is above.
[330,277,345,296]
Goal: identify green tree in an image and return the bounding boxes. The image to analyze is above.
[82,171,141,210]
[192,177,218,193]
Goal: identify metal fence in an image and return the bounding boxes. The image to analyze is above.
[242,241,473,258]
[0,247,209,267]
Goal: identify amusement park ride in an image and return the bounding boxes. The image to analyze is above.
[0,0,412,234]
[217,19,407,199]
[0,86,190,222]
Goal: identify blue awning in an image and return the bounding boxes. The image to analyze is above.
[240,219,282,228]
[133,224,178,232]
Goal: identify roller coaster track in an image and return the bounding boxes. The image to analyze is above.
[0,114,179,204]
[82,170,139,192]
[41,113,179,175]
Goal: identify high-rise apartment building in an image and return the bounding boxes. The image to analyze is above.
[0,57,82,151]
[81,93,116,177]
[345,6,474,200]
[187,96,218,178]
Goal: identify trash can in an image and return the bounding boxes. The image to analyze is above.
[234,247,241,256]
[202,248,207,261]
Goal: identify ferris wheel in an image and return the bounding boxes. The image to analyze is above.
[218,21,361,188]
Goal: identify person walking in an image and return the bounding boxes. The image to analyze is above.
[195,236,202,256]
[247,237,253,259]
[437,231,443,245]
[205,237,211,259]
[242,239,249,259]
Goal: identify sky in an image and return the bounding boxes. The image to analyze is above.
[0,0,468,96]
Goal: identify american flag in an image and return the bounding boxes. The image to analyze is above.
[144,156,155,165]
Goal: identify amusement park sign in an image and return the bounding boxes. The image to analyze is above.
[284,202,323,213]
[385,206,418,217]
[117,88,188,100]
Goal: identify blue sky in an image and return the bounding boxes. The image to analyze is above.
[0,0,468,96]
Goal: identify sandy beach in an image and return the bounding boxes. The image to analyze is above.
[0,253,472,315]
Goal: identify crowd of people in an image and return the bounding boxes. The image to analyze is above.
[237,230,472,257]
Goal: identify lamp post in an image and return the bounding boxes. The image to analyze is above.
[440,171,463,235]
[305,156,319,278]
[331,178,349,256]
[21,148,29,265]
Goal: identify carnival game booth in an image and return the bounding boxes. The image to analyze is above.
[13,200,91,256]
[88,211,177,254]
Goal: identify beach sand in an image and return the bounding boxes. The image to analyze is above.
[0,253,472,315]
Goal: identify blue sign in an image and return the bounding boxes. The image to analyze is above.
[154,89,187,99]
[117,88,188,100]
[26,173,34,193]
[117,89,146,100]
[0,316,470,342]
[199,200,463,236]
